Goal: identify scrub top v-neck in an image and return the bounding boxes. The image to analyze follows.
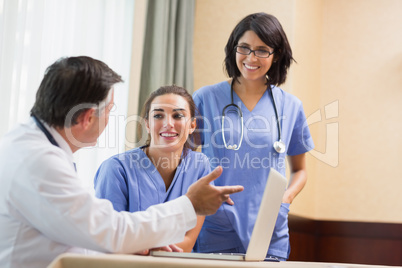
[94,148,211,213]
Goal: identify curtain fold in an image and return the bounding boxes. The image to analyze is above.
[138,0,195,117]
[0,0,135,189]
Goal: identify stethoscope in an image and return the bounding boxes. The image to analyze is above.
[32,113,77,171]
[32,113,60,147]
[221,80,286,153]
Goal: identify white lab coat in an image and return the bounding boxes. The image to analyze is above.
[0,118,197,268]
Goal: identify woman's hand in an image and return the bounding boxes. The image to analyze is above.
[135,244,183,255]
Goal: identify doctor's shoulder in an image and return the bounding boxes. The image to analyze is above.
[275,86,303,108]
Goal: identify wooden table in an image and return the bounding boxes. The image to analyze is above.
[48,253,396,268]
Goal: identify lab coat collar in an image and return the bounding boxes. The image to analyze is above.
[30,117,74,161]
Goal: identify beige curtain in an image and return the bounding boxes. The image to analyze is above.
[138,0,195,116]
[0,0,135,188]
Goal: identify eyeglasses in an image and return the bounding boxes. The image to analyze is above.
[235,45,274,58]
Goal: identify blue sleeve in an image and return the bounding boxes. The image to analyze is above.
[94,157,129,212]
[197,153,213,186]
[199,153,211,178]
[287,104,314,156]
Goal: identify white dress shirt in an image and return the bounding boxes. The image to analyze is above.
[0,118,197,268]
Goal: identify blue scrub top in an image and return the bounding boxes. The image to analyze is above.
[193,81,314,259]
[94,148,211,212]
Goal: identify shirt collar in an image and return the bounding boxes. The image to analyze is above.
[47,125,74,158]
[30,117,74,160]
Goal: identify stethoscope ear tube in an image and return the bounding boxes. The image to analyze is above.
[222,103,243,150]
[32,113,60,147]
[222,79,286,153]
[268,86,285,154]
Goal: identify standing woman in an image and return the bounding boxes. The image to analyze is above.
[94,85,210,252]
[193,13,314,260]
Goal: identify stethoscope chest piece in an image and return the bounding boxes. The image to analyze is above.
[273,139,286,154]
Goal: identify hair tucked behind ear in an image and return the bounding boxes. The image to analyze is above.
[224,12,295,86]
[138,85,200,155]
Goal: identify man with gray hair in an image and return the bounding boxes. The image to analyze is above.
[0,56,243,268]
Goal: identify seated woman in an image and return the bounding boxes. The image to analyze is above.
[94,85,210,252]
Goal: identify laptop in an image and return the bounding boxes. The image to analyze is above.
[151,168,287,262]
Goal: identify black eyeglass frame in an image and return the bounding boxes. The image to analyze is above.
[234,45,275,58]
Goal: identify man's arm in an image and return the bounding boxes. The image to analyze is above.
[13,147,242,254]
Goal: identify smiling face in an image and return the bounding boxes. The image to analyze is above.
[145,93,196,153]
[235,30,275,83]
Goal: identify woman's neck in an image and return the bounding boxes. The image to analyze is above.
[234,77,267,95]
[232,77,268,111]
[145,146,183,190]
